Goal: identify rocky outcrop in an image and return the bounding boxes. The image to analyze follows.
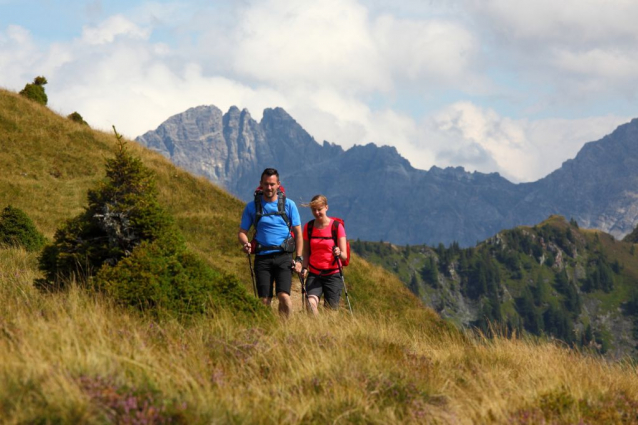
[137,107,638,246]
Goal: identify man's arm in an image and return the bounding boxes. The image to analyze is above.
[293,224,303,273]
[238,228,251,254]
[238,203,254,254]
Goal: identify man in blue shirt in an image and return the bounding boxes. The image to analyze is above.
[238,168,303,317]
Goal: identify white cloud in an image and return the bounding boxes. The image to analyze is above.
[81,15,150,45]
[0,17,282,137]
[469,0,638,100]
[554,47,638,80]
[0,25,41,89]
[422,102,629,181]
[231,0,389,93]
[373,15,484,90]
[471,0,638,45]
[1,1,634,186]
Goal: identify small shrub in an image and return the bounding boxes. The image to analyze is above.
[0,205,46,251]
[19,76,48,105]
[67,111,88,125]
[39,128,264,319]
[92,239,262,317]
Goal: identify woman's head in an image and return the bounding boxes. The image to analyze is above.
[309,195,328,209]
[306,195,329,220]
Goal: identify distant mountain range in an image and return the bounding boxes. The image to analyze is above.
[136,105,638,246]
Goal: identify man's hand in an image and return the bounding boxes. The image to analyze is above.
[293,260,302,274]
[238,229,252,254]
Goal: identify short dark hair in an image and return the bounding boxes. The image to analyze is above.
[260,168,279,181]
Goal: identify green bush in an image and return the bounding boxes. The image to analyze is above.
[0,205,46,251]
[93,239,264,318]
[19,76,48,105]
[67,111,88,125]
[38,130,264,319]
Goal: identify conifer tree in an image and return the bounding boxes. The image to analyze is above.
[38,128,262,317]
[420,256,439,288]
[408,273,421,297]
[623,223,638,243]
[39,128,174,283]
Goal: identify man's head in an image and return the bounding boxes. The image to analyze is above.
[260,168,280,200]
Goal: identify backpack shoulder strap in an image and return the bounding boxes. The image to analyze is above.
[254,189,291,230]
[307,219,315,258]
[331,220,340,245]
[278,189,291,230]
[307,219,315,239]
[254,191,263,228]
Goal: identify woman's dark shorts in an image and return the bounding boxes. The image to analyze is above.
[306,272,343,309]
[254,252,293,298]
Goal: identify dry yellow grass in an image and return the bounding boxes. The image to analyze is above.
[0,88,419,316]
[3,88,638,424]
[2,249,638,424]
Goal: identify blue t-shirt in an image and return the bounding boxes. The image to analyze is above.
[240,196,301,255]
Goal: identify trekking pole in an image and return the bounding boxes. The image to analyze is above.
[247,253,257,297]
[298,273,307,313]
[335,255,353,316]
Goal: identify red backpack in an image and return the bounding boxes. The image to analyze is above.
[306,218,351,271]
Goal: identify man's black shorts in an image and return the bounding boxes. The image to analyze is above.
[306,272,343,309]
[254,252,293,298]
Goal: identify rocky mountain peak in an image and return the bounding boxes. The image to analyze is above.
[137,105,638,246]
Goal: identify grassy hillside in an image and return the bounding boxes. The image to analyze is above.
[3,248,638,423]
[0,88,420,316]
[2,88,638,423]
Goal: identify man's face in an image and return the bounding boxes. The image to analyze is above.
[260,175,280,198]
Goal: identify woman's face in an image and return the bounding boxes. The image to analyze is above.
[311,204,328,220]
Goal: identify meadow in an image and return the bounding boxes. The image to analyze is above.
[1,88,638,423]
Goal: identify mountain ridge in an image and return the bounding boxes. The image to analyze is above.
[137,104,638,246]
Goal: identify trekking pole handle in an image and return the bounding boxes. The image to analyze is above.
[334,251,344,273]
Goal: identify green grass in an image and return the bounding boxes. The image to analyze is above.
[3,88,638,423]
[0,88,418,315]
[2,248,638,423]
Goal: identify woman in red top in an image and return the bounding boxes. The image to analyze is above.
[301,195,347,314]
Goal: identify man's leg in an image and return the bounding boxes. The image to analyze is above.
[253,255,274,305]
[273,253,293,318]
[277,292,292,317]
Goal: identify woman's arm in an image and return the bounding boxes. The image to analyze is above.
[336,236,347,262]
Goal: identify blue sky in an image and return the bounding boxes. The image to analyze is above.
[1,0,636,181]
